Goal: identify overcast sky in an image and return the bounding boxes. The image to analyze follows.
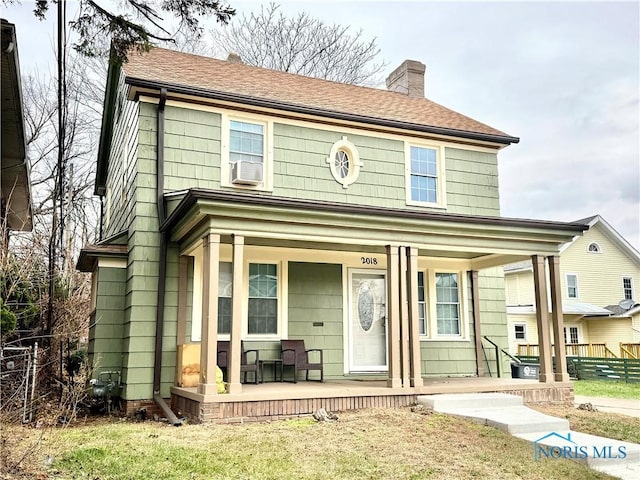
[5,1,640,248]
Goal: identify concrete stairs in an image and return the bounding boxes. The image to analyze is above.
[417,393,640,480]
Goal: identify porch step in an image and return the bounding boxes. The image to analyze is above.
[417,392,523,410]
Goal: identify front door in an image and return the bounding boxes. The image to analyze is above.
[349,270,387,372]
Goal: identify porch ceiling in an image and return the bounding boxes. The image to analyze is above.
[164,189,587,268]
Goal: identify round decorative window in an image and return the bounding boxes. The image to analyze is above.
[326,136,362,188]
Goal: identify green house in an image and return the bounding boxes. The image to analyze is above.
[78,49,585,422]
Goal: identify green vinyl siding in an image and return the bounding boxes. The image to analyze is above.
[287,262,343,378]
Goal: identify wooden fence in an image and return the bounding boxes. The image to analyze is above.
[515,355,640,383]
[517,343,617,358]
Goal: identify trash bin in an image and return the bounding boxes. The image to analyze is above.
[510,362,539,379]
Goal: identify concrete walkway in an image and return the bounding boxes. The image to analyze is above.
[418,393,640,480]
[575,395,640,418]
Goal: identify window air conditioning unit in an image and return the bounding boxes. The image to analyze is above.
[231,160,263,185]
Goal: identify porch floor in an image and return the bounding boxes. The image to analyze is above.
[170,377,575,423]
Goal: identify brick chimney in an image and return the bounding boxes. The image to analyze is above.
[385,60,426,98]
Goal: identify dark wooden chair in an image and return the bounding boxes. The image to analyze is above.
[217,341,260,384]
[280,339,323,383]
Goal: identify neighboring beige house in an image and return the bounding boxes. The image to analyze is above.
[505,215,640,357]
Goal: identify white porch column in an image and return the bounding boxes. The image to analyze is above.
[398,246,410,388]
[386,245,402,388]
[548,255,570,382]
[228,234,245,394]
[198,233,220,395]
[406,247,423,387]
[532,255,553,383]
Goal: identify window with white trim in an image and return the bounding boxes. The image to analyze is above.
[218,262,232,335]
[564,326,579,344]
[417,271,426,335]
[406,143,446,208]
[326,136,363,188]
[221,114,273,191]
[514,324,526,341]
[435,272,460,335]
[566,274,578,299]
[623,277,634,300]
[248,263,278,335]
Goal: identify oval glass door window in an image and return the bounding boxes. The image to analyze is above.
[357,283,374,331]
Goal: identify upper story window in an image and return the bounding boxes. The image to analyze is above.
[326,136,362,188]
[405,143,446,208]
[566,274,578,299]
[587,242,601,253]
[221,114,273,191]
[623,277,634,300]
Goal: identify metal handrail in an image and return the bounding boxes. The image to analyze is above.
[482,336,520,377]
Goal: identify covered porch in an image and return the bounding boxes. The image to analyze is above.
[163,189,585,422]
[170,376,574,423]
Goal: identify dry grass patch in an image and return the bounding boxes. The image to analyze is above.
[2,407,616,480]
[531,403,640,444]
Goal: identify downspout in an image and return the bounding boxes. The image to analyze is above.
[152,88,181,426]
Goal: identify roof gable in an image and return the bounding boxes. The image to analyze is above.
[121,47,518,145]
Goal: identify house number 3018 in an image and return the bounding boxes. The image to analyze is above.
[361,257,378,265]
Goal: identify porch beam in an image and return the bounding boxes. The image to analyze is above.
[406,247,423,387]
[198,233,220,395]
[228,235,244,394]
[386,245,402,388]
[532,255,553,383]
[470,270,485,377]
[548,255,569,382]
[398,246,410,388]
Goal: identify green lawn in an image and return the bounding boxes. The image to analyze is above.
[2,408,617,480]
[573,379,640,399]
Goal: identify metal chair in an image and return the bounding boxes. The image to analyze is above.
[280,339,323,383]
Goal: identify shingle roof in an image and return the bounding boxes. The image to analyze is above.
[122,47,516,143]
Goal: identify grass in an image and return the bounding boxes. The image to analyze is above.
[2,407,617,480]
[573,379,640,400]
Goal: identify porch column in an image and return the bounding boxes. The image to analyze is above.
[175,255,188,385]
[470,271,485,377]
[398,246,410,388]
[386,245,402,388]
[532,255,553,383]
[406,247,423,387]
[228,234,245,394]
[548,255,569,382]
[198,233,220,395]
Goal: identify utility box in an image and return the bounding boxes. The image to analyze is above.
[510,362,539,379]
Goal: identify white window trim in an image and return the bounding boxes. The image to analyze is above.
[220,112,274,192]
[420,268,469,341]
[622,276,634,301]
[513,323,527,341]
[405,142,447,209]
[564,325,581,344]
[326,136,363,188]
[587,242,602,254]
[566,273,579,299]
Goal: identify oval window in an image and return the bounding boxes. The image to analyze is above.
[326,136,362,188]
[357,283,374,331]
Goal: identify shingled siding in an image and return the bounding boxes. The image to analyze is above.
[103,72,139,239]
[89,266,126,374]
[287,262,344,378]
[421,268,508,377]
[163,106,221,192]
[120,102,163,400]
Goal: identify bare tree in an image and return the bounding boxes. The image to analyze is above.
[210,3,386,85]
[2,0,235,62]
